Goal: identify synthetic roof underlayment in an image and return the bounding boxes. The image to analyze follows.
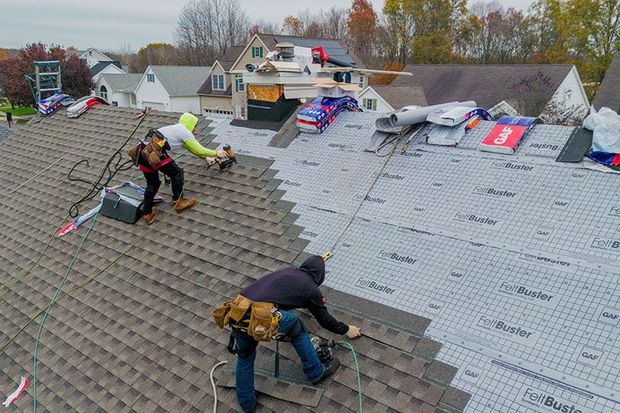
[211,112,620,413]
[0,107,468,412]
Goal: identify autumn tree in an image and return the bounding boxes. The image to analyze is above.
[0,43,92,107]
[347,0,378,66]
[131,43,178,72]
[282,16,304,36]
[381,0,417,64]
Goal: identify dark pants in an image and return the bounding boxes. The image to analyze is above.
[139,154,184,214]
[234,310,324,412]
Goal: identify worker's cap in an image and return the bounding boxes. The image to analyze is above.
[179,112,199,132]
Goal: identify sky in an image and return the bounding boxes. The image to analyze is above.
[1,0,536,51]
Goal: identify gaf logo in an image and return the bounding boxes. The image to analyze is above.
[352,194,387,204]
[493,126,515,144]
[427,299,444,314]
[529,143,560,151]
[571,170,587,179]
[459,365,483,384]
[377,250,418,267]
[354,278,396,295]
[598,307,620,326]
[497,282,558,309]
[344,124,364,130]
[552,199,570,210]
[576,346,603,367]
[293,159,321,167]
[237,148,252,154]
[454,212,499,226]
[490,161,534,171]
[476,315,535,343]
[382,172,405,180]
[609,206,620,217]
[447,268,467,281]
[533,226,554,240]
[282,179,302,187]
[520,386,586,413]
[590,237,620,250]
[472,186,517,198]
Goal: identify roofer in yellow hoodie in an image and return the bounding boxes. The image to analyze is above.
[129,112,228,224]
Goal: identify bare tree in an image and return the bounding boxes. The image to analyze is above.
[175,0,250,66]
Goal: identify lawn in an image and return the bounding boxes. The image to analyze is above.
[0,106,37,116]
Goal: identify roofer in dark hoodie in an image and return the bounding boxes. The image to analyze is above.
[218,255,361,413]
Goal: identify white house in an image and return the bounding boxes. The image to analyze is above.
[358,85,428,113]
[95,73,142,107]
[91,61,126,84]
[134,66,211,113]
[77,48,114,69]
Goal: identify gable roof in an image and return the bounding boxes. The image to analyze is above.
[365,84,428,110]
[90,61,123,76]
[196,74,233,96]
[219,45,246,71]
[0,107,469,413]
[100,73,143,93]
[146,65,211,97]
[393,64,573,111]
[259,34,361,68]
[592,53,620,112]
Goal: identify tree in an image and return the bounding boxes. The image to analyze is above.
[282,16,304,36]
[347,0,378,66]
[175,0,249,66]
[131,43,178,72]
[0,43,93,107]
[381,0,417,64]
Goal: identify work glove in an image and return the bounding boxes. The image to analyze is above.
[204,156,217,166]
[216,150,228,158]
[345,325,362,339]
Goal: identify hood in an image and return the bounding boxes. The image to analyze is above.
[179,112,198,133]
[299,255,325,285]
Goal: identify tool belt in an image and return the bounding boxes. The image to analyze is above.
[128,128,170,169]
[213,294,280,342]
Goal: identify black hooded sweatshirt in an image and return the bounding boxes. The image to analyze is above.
[240,255,348,335]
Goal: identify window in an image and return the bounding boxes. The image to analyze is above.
[212,74,225,90]
[147,73,155,83]
[363,98,377,111]
[358,76,365,88]
[235,74,244,92]
[112,101,118,106]
[251,46,263,58]
[100,85,108,101]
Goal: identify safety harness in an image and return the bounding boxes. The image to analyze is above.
[127,128,174,173]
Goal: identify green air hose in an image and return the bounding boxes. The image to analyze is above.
[339,340,363,413]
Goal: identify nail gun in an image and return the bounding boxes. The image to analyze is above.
[213,144,237,170]
[311,336,335,364]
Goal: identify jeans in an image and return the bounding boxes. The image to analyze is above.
[139,154,184,214]
[235,310,325,413]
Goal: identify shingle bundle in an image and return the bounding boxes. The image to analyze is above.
[296,96,359,133]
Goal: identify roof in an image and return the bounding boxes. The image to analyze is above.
[259,34,361,68]
[366,85,428,109]
[209,112,620,413]
[0,123,13,141]
[147,65,211,97]
[592,53,620,112]
[90,61,123,76]
[219,46,246,71]
[196,75,232,96]
[100,73,143,93]
[393,64,573,111]
[0,107,469,412]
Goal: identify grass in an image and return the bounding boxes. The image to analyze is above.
[0,106,37,116]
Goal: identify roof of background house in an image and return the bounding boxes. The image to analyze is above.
[0,107,469,412]
[259,33,363,68]
[90,61,123,76]
[592,53,620,112]
[147,65,211,97]
[366,85,428,109]
[0,123,13,141]
[219,46,246,71]
[100,73,143,93]
[393,64,573,110]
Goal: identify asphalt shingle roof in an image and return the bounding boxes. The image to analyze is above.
[90,61,123,76]
[370,85,428,110]
[150,66,211,97]
[0,107,468,412]
[393,64,573,112]
[592,53,620,112]
[101,73,142,93]
[0,123,13,141]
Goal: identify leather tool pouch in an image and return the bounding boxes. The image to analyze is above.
[212,299,233,329]
[248,302,279,342]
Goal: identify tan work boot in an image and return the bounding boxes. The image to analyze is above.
[143,207,159,225]
[173,197,197,213]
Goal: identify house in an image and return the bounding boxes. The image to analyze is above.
[392,64,590,123]
[94,73,142,107]
[76,47,114,69]
[90,61,125,81]
[197,46,245,116]
[198,34,367,119]
[592,52,620,112]
[358,84,428,112]
[134,65,210,113]
[0,106,470,412]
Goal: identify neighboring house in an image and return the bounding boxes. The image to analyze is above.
[197,46,245,117]
[76,47,114,69]
[393,64,590,123]
[134,65,210,113]
[198,34,366,119]
[359,85,428,112]
[91,61,125,80]
[95,73,142,107]
[592,53,620,112]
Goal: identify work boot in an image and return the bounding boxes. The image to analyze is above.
[312,357,340,384]
[173,197,197,213]
[143,208,159,225]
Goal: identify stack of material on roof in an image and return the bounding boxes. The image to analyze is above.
[296,96,359,133]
